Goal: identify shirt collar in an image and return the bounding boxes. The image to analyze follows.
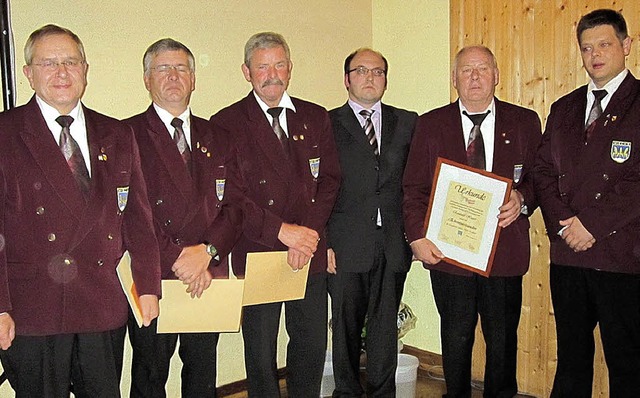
[153,103,191,132]
[348,99,382,119]
[36,95,84,133]
[587,68,628,98]
[458,98,495,118]
[253,91,296,114]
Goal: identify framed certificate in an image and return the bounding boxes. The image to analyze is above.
[423,157,512,276]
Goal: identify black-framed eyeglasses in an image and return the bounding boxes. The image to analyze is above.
[347,66,386,77]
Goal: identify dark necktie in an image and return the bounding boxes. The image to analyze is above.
[360,109,379,156]
[267,107,290,157]
[463,110,490,170]
[56,115,90,196]
[585,89,608,142]
[171,117,191,169]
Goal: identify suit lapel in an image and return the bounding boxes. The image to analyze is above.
[244,94,292,178]
[182,116,213,226]
[68,106,119,250]
[145,107,193,198]
[445,101,469,164]
[20,98,85,219]
[378,105,398,186]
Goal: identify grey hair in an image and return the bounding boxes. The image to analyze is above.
[143,38,195,76]
[244,32,290,66]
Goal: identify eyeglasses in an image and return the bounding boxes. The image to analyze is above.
[150,64,192,74]
[348,66,386,77]
[31,59,85,71]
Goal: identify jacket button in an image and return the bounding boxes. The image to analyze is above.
[375,166,379,171]
[559,192,567,197]
[107,234,113,240]
[259,179,267,185]
[164,219,172,226]
[36,206,45,215]
[602,173,609,181]
[595,192,602,200]
[156,199,164,206]
[97,259,104,266]
[268,199,274,206]
[375,190,380,195]
[173,238,182,245]
[64,257,72,265]
[48,233,56,242]
[311,198,316,203]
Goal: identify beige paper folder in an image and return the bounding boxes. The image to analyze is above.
[116,251,144,327]
[242,251,310,306]
[156,275,244,333]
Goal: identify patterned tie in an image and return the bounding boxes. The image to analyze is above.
[359,109,379,156]
[463,110,490,170]
[171,117,191,169]
[267,107,290,157]
[585,89,607,143]
[56,115,90,196]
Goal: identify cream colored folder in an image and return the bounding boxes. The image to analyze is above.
[242,251,310,306]
[116,251,144,327]
[156,275,244,333]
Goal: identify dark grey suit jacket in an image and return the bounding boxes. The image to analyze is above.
[327,102,417,273]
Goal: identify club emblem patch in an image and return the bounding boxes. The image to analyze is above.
[309,157,320,178]
[117,187,129,212]
[611,140,631,163]
[513,164,523,184]
[216,179,226,201]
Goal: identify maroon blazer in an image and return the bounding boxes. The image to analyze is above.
[403,98,541,277]
[0,97,161,336]
[210,92,341,275]
[535,72,640,274]
[124,106,243,279]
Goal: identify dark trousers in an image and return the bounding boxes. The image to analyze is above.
[550,263,640,398]
[328,233,407,397]
[430,270,522,398]
[242,272,327,398]
[0,326,125,398]
[127,311,219,398]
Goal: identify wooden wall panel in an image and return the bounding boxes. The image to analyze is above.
[450,1,640,396]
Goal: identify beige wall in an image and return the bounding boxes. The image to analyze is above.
[373,0,450,355]
[1,0,450,394]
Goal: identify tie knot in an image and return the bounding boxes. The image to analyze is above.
[267,107,284,119]
[592,89,608,102]
[56,115,74,128]
[171,117,184,129]
[359,109,374,119]
[463,110,490,126]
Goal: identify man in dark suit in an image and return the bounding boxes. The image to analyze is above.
[0,24,161,397]
[124,38,243,398]
[326,48,417,397]
[403,46,541,398]
[210,32,340,398]
[535,9,640,396]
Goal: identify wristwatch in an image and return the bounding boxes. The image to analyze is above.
[205,243,218,258]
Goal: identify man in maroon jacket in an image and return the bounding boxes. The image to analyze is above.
[210,32,340,398]
[125,38,243,398]
[535,9,640,397]
[403,46,541,397]
[0,25,161,396]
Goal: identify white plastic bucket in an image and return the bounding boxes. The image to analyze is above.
[319,352,419,397]
[396,353,419,398]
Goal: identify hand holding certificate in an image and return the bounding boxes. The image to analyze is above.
[423,158,512,276]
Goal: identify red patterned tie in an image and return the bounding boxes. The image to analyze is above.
[56,115,90,197]
[463,110,490,170]
[585,89,607,143]
[267,107,290,157]
[171,117,191,171]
